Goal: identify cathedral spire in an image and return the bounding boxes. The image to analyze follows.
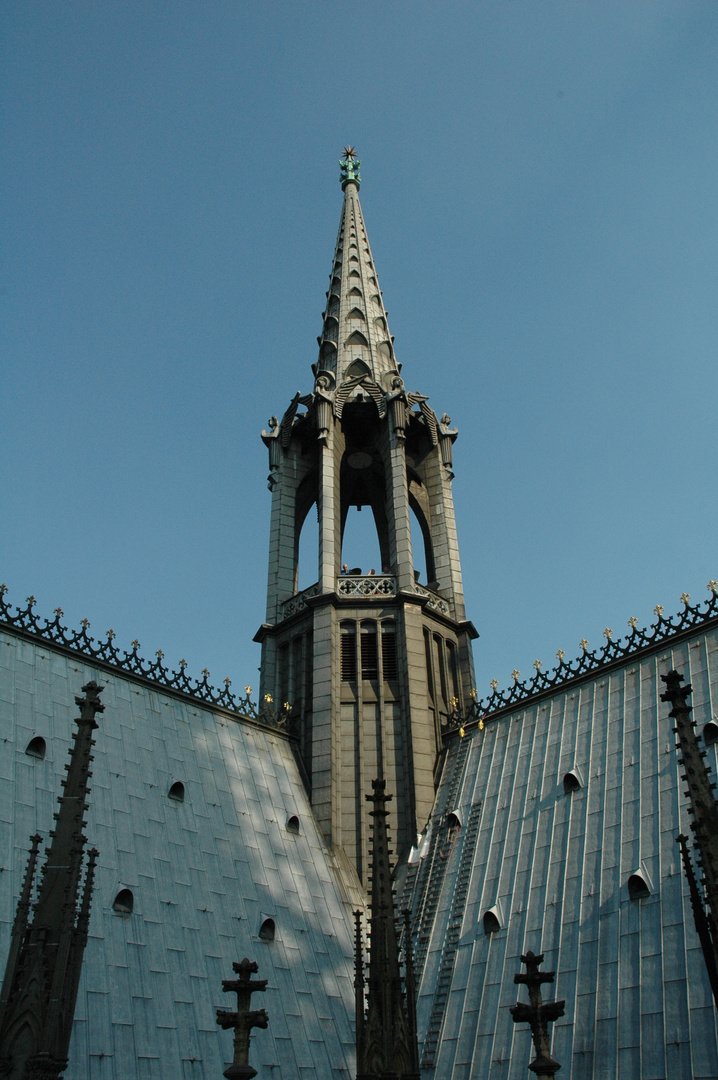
[316,149,397,385]
[0,681,103,1080]
[355,780,419,1080]
[258,156,476,885]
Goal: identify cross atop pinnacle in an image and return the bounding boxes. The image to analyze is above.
[340,146,361,189]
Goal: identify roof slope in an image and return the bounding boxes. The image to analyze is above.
[0,628,358,1079]
[403,626,718,1079]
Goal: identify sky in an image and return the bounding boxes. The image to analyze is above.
[2,2,718,702]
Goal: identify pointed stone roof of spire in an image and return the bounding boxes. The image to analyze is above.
[316,150,398,385]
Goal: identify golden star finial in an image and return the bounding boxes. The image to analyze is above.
[342,145,357,160]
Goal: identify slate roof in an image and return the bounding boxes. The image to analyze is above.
[0,628,358,1079]
[3,606,718,1078]
[406,625,718,1079]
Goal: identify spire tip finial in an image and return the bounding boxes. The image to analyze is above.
[340,146,361,190]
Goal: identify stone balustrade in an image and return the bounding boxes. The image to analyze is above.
[336,575,396,599]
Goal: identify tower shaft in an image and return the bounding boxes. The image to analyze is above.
[256,155,477,884]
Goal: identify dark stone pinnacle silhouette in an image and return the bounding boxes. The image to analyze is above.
[355,779,419,1080]
[661,669,718,1008]
[510,951,565,1079]
[216,958,268,1080]
[0,680,103,1080]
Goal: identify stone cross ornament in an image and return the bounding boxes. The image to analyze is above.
[510,950,565,1079]
[216,958,269,1080]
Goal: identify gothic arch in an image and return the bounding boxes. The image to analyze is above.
[346,359,370,379]
[408,478,436,585]
[294,470,320,591]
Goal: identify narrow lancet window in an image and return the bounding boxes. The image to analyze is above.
[361,622,378,680]
[341,622,357,682]
[381,622,398,681]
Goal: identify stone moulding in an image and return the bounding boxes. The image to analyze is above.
[0,584,291,735]
[444,585,718,736]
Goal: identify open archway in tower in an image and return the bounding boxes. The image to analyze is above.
[293,469,320,592]
[296,503,319,590]
[340,505,383,574]
[409,501,436,587]
[338,413,390,572]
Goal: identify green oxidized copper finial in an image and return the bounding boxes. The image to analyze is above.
[340,146,361,190]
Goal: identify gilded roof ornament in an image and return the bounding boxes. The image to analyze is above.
[340,146,361,189]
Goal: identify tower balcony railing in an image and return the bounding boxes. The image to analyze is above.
[337,574,396,599]
[412,582,451,617]
[280,575,452,619]
[281,582,321,619]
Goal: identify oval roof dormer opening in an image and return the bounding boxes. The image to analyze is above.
[25,736,46,760]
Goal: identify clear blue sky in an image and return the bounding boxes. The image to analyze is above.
[3,2,717,699]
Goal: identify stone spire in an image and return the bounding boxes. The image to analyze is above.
[257,153,477,887]
[0,681,103,1080]
[661,669,718,1008]
[315,148,397,385]
[355,780,419,1080]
